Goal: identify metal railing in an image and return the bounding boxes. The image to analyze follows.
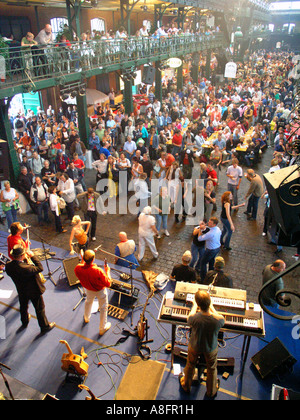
[0,33,225,92]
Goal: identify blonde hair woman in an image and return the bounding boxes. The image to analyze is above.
[69,215,91,255]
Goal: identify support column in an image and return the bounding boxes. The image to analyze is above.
[76,94,90,147]
[191,52,200,85]
[205,50,211,80]
[155,62,162,104]
[124,79,133,115]
[0,99,20,186]
[66,0,82,40]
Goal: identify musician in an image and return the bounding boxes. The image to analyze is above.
[69,216,91,255]
[170,251,197,284]
[5,245,55,333]
[179,290,224,397]
[261,259,286,308]
[74,250,111,335]
[7,222,30,258]
[202,256,233,288]
[114,232,139,269]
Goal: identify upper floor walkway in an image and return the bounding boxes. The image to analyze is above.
[0,33,225,99]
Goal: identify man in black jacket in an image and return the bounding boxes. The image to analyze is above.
[18,166,36,213]
[5,245,55,333]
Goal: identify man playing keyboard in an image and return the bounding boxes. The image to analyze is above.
[179,290,224,398]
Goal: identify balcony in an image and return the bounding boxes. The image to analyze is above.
[0,33,225,99]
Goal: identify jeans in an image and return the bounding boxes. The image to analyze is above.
[52,211,63,233]
[227,183,239,206]
[5,207,18,229]
[247,194,260,220]
[85,210,97,238]
[36,201,49,223]
[190,243,205,272]
[200,247,220,282]
[155,214,168,231]
[221,217,233,248]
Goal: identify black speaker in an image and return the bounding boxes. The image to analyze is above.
[264,165,300,240]
[63,256,81,287]
[0,140,10,181]
[142,66,155,85]
[251,337,297,379]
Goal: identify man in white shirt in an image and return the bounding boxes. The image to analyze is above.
[123,136,137,161]
[226,158,243,206]
[30,176,50,225]
[35,24,53,45]
[138,206,159,261]
[57,173,76,221]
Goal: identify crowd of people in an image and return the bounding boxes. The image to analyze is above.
[3,48,299,265]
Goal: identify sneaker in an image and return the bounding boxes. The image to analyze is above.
[164,230,170,237]
[262,232,266,236]
[99,322,111,336]
[92,237,96,241]
[156,234,161,239]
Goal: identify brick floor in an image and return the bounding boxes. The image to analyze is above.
[1,147,298,304]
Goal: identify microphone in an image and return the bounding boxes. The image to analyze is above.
[94,245,102,252]
[23,225,32,230]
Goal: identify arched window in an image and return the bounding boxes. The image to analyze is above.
[91,18,106,34]
[50,17,69,40]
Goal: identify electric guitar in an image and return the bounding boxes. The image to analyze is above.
[137,288,154,341]
[59,340,89,377]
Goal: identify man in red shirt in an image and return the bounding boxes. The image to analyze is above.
[172,128,183,157]
[7,222,30,259]
[74,250,112,335]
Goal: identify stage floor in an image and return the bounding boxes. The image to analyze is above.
[0,232,299,401]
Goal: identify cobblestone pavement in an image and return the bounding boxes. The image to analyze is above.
[1,147,298,303]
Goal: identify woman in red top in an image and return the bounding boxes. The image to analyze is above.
[74,250,112,335]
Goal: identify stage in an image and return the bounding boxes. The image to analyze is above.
[0,231,299,401]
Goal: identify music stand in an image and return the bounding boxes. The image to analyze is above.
[94,245,139,325]
[73,286,86,311]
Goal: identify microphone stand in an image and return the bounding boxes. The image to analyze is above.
[94,245,139,326]
[0,362,14,400]
[27,229,62,287]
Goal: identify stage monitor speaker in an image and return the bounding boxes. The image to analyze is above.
[142,66,155,85]
[264,165,300,241]
[0,140,10,181]
[251,337,297,379]
[63,256,81,287]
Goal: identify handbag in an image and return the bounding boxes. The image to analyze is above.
[58,197,66,210]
